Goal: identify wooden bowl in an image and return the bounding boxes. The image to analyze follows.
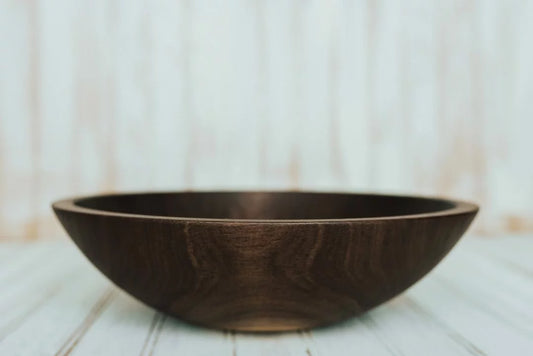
[53,191,478,332]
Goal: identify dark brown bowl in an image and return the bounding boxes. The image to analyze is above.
[52,191,478,332]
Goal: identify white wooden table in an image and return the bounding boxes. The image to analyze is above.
[0,235,531,356]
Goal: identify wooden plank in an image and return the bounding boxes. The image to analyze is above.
[183,0,263,189]
[335,0,372,191]
[353,298,478,356]
[427,0,486,206]
[0,243,36,266]
[301,318,393,356]
[0,243,56,283]
[392,0,439,196]
[443,244,533,334]
[0,244,83,338]
[67,292,157,356]
[54,289,116,356]
[253,0,300,188]
[233,331,309,356]
[481,1,533,233]
[464,235,533,272]
[408,264,533,355]
[297,0,343,189]
[113,0,157,191]
[149,0,191,190]
[0,253,111,355]
[436,237,533,338]
[1,237,533,354]
[151,318,233,356]
[2,1,533,240]
[34,0,78,239]
[364,0,409,192]
[0,0,37,240]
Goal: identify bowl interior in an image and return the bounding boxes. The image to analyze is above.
[74,192,457,220]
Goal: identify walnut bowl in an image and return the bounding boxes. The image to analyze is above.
[53,191,478,332]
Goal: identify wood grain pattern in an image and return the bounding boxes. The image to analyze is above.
[1,234,533,355]
[53,191,477,331]
[1,0,532,241]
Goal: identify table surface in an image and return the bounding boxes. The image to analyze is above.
[0,235,531,356]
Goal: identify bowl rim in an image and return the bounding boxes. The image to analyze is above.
[52,190,479,224]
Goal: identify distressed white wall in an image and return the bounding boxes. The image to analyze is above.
[1,0,532,240]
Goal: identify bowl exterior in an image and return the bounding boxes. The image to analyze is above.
[53,208,476,331]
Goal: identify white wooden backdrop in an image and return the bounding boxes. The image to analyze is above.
[1,0,533,240]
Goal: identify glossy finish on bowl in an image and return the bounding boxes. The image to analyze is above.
[53,192,478,332]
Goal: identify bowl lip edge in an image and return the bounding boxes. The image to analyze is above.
[51,190,479,224]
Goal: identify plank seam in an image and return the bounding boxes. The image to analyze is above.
[0,263,85,342]
[298,330,315,356]
[54,287,116,356]
[139,312,166,356]
[0,286,58,342]
[404,297,486,356]
[147,314,166,356]
[359,314,403,356]
[434,275,533,337]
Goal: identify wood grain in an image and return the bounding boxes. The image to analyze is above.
[1,0,532,241]
[53,191,477,331]
[1,235,533,354]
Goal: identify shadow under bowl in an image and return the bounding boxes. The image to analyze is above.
[52,191,478,332]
